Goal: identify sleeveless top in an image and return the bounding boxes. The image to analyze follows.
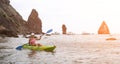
[29,38,36,45]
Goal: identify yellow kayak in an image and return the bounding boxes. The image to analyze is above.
[22,44,56,52]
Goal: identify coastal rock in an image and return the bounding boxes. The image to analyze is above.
[0,25,6,30]
[0,25,18,37]
[0,0,28,37]
[106,37,117,40]
[0,0,43,37]
[26,9,42,34]
[62,24,67,34]
[98,21,110,34]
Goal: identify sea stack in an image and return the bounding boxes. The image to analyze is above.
[26,9,42,34]
[98,21,110,34]
[62,24,67,34]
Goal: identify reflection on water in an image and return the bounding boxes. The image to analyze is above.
[28,51,36,57]
[0,37,57,64]
[0,37,8,43]
[1,35,120,64]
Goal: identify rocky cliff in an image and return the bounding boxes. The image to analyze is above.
[0,0,43,37]
[0,0,28,37]
[26,9,42,34]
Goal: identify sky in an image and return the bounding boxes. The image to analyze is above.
[10,0,120,34]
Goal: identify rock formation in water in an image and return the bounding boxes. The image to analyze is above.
[26,9,42,34]
[0,0,43,37]
[106,37,116,40]
[62,24,67,34]
[0,0,28,37]
[98,21,110,34]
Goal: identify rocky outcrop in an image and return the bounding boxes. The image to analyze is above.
[0,25,18,37]
[0,0,28,37]
[98,21,110,34]
[0,25,6,31]
[0,0,43,37]
[62,24,67,34]
[106,37,116,40]
[26,9,42,34]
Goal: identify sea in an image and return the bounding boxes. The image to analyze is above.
[1,34,120,64]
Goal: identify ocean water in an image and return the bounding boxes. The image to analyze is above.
[1,34,120,64]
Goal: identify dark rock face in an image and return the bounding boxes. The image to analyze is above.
[0,0,43,37]
[62,24,67,34]
[0,25,18,37]
[0,0,28,37]
[26,9,42,34]
[98,21,110,34]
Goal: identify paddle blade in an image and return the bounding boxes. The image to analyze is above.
[16,45,22,50]
[46,29,53,33]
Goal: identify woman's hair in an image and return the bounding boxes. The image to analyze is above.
[31,33,35,35]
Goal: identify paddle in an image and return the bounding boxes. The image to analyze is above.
[16,29,53,50]
[43,29,53,36]
[46,29,53,34]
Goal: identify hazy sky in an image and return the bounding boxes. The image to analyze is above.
[10,0,120,34]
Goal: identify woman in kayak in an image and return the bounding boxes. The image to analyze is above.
[29,33,42,46]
